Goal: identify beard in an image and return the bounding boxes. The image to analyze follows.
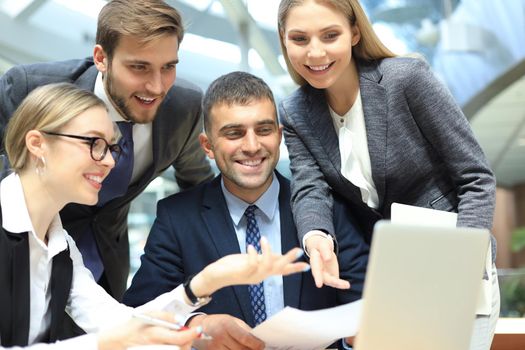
[103,68,161,124]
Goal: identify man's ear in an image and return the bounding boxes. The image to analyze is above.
[199,133,215,160]
[93,45,108,73]
[25,130,46,159]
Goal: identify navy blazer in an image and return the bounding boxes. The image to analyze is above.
[123,172,368,327]
[0,58,214,299]
[280,57,496,252]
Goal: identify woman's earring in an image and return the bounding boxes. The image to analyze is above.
[35,156,46,176]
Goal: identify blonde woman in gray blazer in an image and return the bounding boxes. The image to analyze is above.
[277,1,498,349]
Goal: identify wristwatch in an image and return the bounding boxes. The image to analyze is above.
[183,274,212,307]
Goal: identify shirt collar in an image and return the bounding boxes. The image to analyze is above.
[221,173,280,226]
[1,173,67,257]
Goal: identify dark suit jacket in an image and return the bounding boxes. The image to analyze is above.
[279,57,496,253]
[0,59,214,299]
[0,209,73,347]
[123,172,368,327]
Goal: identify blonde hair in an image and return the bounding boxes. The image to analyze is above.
[4,83,106,172]
[96,0,184,60]
[277,0,396,85]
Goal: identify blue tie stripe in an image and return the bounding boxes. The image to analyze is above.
[78,121,134,281]
[97,121,134,206]
[245,205,267,325]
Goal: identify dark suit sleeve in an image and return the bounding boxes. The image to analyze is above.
[123,199,186,307]
[0,66,29,150]
[332,194,369,304]
[403,59,495,229]
[279,102,336,246]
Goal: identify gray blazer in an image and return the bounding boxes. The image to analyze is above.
[279,57,496,254]
[0,58,214,299]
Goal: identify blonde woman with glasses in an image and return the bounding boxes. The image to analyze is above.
[0,83,308,350]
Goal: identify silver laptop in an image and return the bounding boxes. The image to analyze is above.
[354,221,489,350]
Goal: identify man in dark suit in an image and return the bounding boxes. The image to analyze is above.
[123,71,369,349]
[0,0,213,301]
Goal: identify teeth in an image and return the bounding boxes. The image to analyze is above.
[309,64,330,71]
[239,159,262,166]
[136,96,155,104]
[86,175,103,184]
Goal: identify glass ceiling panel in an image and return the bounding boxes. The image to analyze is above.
[1,0,523,106]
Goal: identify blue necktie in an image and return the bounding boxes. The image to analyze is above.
[245,205,267,325]
[97,121,134,206]
[77,121,134,281]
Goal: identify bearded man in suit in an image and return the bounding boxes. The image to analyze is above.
[0,0,214,301]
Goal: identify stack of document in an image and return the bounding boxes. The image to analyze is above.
[251,299,363,350]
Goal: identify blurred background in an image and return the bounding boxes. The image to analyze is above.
[1,0,524,317]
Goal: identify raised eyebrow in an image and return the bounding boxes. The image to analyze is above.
[256,119,278,126]
[219,123,244,133]
[320,25,343,32]
[287,29,307,35]
[124,59,150,66]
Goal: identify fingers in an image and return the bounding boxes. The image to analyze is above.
[199,315,264,350]
[281,262,310,275]
[279,248,309,276]
[259,236,272,271]
[317,237,335,262]
[140,312,202,346]
[260,236,271,255]
[227,323,264,350]
[322,272,351,289]
[309,248,325,288]
[168,327,202,345]
[144,324,201,347]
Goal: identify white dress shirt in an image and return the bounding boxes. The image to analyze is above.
[330,90,379,209]
[0,173,196,350]
[221,174,285,319]
[94,73,153,184]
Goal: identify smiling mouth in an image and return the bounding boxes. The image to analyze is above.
[85,174,104,190]
[305,62,334,72]
[134,95,157,105]
[237,158,264,167]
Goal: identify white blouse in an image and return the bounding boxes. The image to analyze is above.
[0,173,196,350]
[329,90,379,209]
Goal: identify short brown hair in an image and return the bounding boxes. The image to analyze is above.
[202,71,277,133]
[96,0,184,60]
[278,0,395,85]
[4,83,106,172]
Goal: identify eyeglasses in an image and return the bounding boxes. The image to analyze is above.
[42,131,122,162]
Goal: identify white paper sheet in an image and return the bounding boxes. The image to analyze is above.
[250,299,363,350]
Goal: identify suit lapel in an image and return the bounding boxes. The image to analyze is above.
[303,86,363,207]
[75,62,98,91]
[358,61,387,209]
[7,232,30,346]
[200,177,254,324]
[276,173,302,309]
[305,87,342,172]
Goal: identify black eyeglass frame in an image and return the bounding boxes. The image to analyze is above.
[41,131,122,162]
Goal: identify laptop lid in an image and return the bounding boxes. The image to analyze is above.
[355,221,489,350]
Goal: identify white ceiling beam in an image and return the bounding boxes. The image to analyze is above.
[218,0,285,77]
[0,10,92,65]
[15,0,48,21]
